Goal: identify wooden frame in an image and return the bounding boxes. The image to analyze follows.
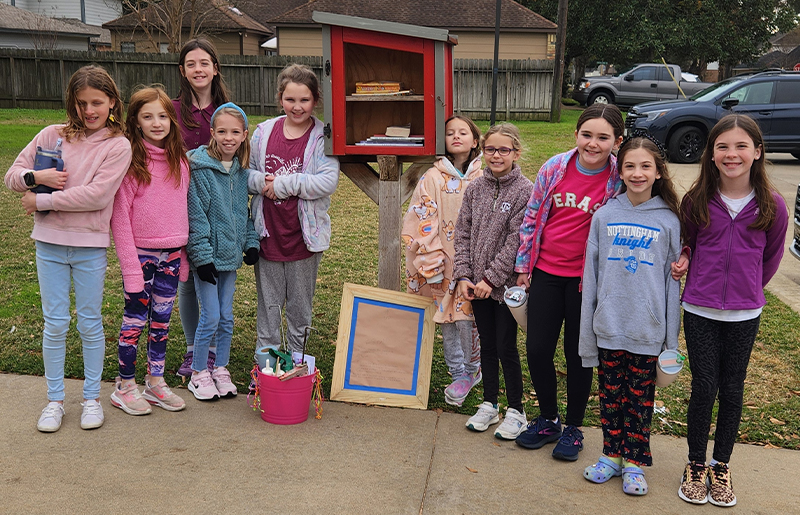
[331,283,435,409]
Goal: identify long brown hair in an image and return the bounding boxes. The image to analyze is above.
[208,106,250,165]
[683,114,777,231]
[444,115,481,174]
[576,103,624,138]
[125,86,188,186]
[617,137,680,217]
[176,38,230,129]
[61,65,124,141]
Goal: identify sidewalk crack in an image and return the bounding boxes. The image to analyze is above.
[419,409,441,514]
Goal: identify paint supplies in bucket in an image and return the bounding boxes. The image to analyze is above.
[248,326,324,423]
[656,349,685,387]
[503,286,528,332]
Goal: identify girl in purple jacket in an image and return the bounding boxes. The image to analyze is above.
[672,114,788,507]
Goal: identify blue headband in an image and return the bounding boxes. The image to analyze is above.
[211,102,248,128]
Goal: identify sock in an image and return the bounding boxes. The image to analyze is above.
[709,459,720,467]
[186,345,194,353]
[623,459,641,469]
[607,456,622,466]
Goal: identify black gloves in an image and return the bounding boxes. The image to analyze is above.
[196,263,219,285]
[243,247,259,266]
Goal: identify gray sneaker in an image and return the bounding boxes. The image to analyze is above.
[37,402,65,433]
[466,401,500,432]
[495,408,527,440]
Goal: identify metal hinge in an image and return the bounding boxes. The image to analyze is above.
[323,123,331,138]
[325,60,331,76]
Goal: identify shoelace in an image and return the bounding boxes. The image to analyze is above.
[710,465,730,486]
[83,401,101,416]
[42,404,62,417]
[688,463,706,482]
[560,426,581,444]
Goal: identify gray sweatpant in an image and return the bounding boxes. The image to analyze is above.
[440,319,481,378]
[254,253,322,355]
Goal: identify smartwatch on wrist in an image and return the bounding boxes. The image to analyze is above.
[23,171,36,188]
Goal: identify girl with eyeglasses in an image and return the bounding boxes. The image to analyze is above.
[513,104,624,460]
[453,123,533,439]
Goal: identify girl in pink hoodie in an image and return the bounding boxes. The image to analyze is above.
[5,65,132,433]
[110,87,190,416]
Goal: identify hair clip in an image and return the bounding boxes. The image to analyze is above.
[620,128,667,159]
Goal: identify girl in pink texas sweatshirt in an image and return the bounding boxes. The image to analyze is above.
[110,87,190,416]
[402,115,483,408]
[4,65,132,433]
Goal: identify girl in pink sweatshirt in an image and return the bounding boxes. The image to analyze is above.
[110,87,191,416]
[4,65,132,433]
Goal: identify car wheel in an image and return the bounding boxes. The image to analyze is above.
[588,91,613,105]
[791,151,800,160]
[669,126,706,164]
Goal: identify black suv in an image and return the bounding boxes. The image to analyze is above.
[625,70,800,163]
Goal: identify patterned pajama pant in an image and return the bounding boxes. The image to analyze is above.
[598,348,657,467]
[118,248,181,380]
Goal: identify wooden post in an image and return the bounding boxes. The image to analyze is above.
[549,0,568,123]
[377,155,401,291]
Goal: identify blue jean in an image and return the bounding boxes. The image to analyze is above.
[192,270,236,372]
[178,273,216,353]
[36,242,107,401]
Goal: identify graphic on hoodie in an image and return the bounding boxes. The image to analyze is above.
[605,222,661,273]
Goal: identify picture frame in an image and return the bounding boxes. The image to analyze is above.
[330,282,436,409]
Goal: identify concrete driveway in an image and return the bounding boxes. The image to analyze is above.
[669,153,800,313]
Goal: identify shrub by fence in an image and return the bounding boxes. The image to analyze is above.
[0,49,553,121]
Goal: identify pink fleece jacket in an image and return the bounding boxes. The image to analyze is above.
[5,125,132,248]
[111,140,190,292]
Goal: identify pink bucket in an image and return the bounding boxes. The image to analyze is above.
[257,369,316,425]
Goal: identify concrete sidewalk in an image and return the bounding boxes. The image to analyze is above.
[1,373,798,514]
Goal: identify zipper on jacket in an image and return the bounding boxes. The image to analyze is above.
[492,177,500,211]
[721,215,735,309]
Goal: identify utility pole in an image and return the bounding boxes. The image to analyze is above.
[549,0,568,123]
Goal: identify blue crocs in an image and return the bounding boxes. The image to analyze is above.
[622,465,648,496]
[584,456,622,484]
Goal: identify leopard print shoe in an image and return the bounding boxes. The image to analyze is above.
[708,462,737,507]
[678,461,709,504]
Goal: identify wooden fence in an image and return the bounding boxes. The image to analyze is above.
[0,49,553,121]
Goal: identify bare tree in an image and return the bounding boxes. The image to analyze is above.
[30,7,60,50]
[119,0,217,52]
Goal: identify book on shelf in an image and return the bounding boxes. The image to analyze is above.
[355,134,424,146]
[385,125,411,138]
[355,81,402,93]
[350,90,414,97]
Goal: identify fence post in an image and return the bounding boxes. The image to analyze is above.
[505,69,511,120]
[9,57,17,108]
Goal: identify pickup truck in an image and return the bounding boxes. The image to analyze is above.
[573,63,713,107]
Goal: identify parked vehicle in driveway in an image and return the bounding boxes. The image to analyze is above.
[573,63,713,107]
[792,183,800,262]
[626,70,800,163]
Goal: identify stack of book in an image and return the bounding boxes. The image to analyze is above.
[355,136,424,147]
[353,81,413,96]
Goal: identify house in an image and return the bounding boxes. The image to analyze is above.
[102,0,273,54]
[243,0,557,60]
[0,2,104,51]
[2,0,123,27]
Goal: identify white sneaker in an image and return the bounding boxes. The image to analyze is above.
[80,399,104,430]
[494,407,527,440]
[466,401,500,432]
[37,402,65,433]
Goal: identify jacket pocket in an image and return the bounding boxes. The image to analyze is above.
[592,294,664,343]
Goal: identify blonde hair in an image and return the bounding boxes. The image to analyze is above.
[61,65,124,141]
[481,123,522,152]
[208,107,250,165]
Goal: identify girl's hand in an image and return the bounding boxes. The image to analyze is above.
[33,167,68,190]
[262,175,277,200]
[457,279,475,300]
[671,253,689,280]
[21,191,37,215]
[473,280,492,300]
[516,273,530,290]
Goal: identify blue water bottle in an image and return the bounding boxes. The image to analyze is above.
[32,139,63,214]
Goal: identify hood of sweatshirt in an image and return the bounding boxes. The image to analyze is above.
[608,191,671,213]
[434,153,483,179]
[188,145,239,175]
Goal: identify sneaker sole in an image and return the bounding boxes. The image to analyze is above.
[444,393,464,407]
[37,422,61,433]
[466,414,500,432]
[80,419,104,430]
[142,392,186,412]
[188,383,220,401]
[552,447,582,461]
[515,432,561,449]
[110,394,152,416]
[494,427,525,440]
[678,487,709,505]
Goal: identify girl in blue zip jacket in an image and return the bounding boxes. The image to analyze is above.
[186,103,259,401]
[247,64,339,356]
[671,114,788,507]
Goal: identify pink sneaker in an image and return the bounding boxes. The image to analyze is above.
[444,369,482,407]
[143,380,186,411]
[211,366,238,397]
[188,370,220,400]
[110,378,152,415]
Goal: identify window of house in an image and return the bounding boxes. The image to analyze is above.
[120,42,135,53]
[159,43,169,54]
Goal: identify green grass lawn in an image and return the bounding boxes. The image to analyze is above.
[1,108,798,449]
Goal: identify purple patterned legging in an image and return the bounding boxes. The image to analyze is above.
[117,248,181,380]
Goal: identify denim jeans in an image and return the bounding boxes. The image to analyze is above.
[192,270,236,372]
[36,241,107,401]
[178,273,216,353]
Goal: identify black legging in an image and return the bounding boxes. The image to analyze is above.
[525,268,593,426]
[684,311,760,464]
[471,298,524,413]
